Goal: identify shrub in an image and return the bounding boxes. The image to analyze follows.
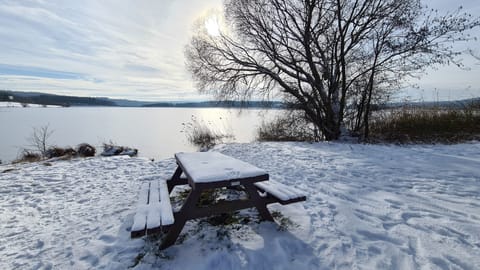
[369,107,480,143]
[28,125,54,157]
[77,143,96,157]
[465,98,480,110]
[45,147,76,159]
[14,150,42,163]
[181,116,234,151]
[257,112,318,142]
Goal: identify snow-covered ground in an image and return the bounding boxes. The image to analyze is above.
[1,142,479,269]
[0,101,62,108]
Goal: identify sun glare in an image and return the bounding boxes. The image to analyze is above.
[205,16,220,36]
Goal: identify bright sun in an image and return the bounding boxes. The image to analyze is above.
[205,16,220,36]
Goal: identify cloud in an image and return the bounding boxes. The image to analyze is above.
[0,64,85,79]
[0,0,222,101]
[0,0,478,101]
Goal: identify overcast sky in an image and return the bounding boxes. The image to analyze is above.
[0,0,479,102]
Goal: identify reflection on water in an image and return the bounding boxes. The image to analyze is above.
[0,107,278,163]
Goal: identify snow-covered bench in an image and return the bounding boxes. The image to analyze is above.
[131,180,174,238]
[255,180,306,205]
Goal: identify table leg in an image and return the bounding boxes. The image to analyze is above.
[167,166,187,193]
[244,183,274,222]
[160,187,202,249]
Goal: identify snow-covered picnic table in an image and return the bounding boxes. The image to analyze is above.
[131,151,306,249]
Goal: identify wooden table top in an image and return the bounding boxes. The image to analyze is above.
[175,152,268,184]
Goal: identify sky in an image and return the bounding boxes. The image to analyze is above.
[0,0,479,102]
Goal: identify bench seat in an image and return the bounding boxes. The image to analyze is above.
[255,180,306,205]
[131,180,174,238]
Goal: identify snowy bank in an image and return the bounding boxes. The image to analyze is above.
[0,101,62,108]
[0,142,479,269]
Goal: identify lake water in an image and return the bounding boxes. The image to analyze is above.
[0,107,278,163]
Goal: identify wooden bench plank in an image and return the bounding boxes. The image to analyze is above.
[159,180,174,226]
[146,181,161,234]
[131,182,150,237]
[131,180,175,238]
[255,180,306,205]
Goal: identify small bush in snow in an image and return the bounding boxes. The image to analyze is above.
[257,112,318,142]
[28,125,54,157]
[14,150,42,163]
[181,115,234,151]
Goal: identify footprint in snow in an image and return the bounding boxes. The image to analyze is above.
[401,212,423,223]
[79,252,100,267]
[382,221,402,231]
[35,240,44,249]
[99,234,116,244]
[77,198,89,204]
[103,164,118,170]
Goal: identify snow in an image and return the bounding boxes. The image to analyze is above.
[175,152,267,183]
[0,101,62,108]
[1,142,479,269]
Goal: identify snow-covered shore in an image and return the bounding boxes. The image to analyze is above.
[1,142,479,269]
[0,101,62,108]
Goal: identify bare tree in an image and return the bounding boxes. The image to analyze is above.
[29,125,54,157]
[186,0,480,140]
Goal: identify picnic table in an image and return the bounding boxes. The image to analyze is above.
[131,152,306,249]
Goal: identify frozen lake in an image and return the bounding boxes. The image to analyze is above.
[0,106,277,163]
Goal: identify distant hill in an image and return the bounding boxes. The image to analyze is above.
[0,90,284,108]
[0,90,116,107]
[2,89,477,109]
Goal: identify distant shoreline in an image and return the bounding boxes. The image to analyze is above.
[2,89,479,110]
[0,90,284,109]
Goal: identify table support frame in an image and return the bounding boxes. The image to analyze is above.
[161,164,274,249]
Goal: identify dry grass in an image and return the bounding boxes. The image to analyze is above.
[182,116,234,151]
[369,107,480,143]
[13,150,42,163]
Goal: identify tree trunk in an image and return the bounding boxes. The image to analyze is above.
[321,110,341,140]
[363,52,379,140]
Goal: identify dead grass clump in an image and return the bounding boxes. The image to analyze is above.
[14,150,42,163]
[182,116,234,151]
[369,107,480,143]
